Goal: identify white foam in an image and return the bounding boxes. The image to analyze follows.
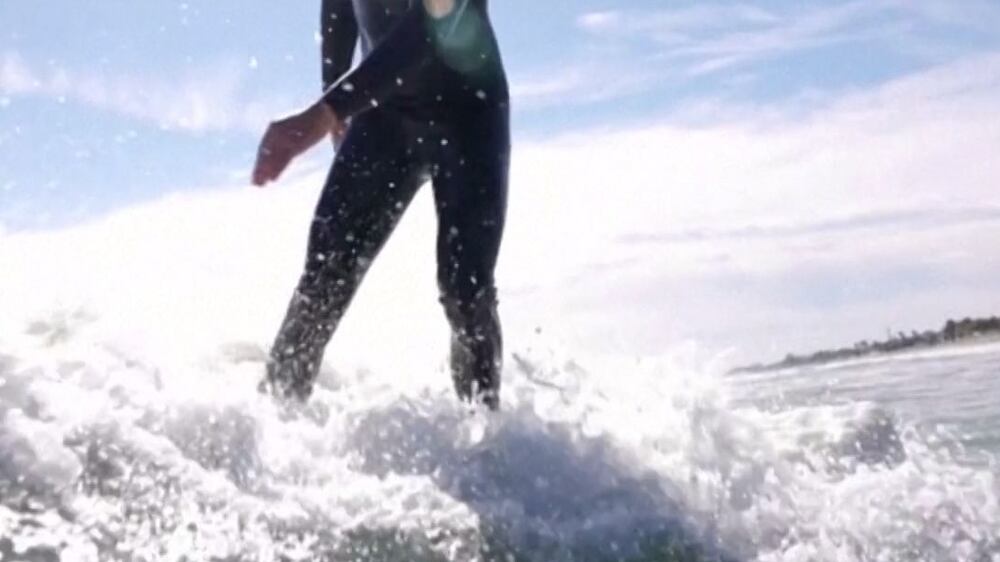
[1,180,998,561]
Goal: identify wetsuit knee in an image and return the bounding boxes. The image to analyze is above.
[439,284,497,331]
[264,249,368,401]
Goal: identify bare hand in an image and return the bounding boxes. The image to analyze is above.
[252,102,340,187]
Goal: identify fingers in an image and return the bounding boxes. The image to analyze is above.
[252,139,269,186]
[253,146,292,187]
[252,133,275,186]
[252,149,274,187]
[252,106,337,186]
[252,124,294,187]
[266,147,294,183]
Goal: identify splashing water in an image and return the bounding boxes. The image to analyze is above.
[3,313,998,561]
[1,183,998,561]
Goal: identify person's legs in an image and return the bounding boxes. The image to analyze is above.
[431,107,510,409]
[263,111,427,400]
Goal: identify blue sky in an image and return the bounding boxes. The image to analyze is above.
[3,0,1000,230]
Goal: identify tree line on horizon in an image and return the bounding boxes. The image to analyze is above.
[733,316,1000,373]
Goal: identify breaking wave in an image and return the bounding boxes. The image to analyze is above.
[1,185,998,561]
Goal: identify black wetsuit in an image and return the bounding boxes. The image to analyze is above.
[263,0,510,409]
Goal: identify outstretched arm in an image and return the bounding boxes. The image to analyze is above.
[321,0,359,92]
[252,0,470,186]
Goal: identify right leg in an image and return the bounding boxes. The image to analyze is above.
[432,107,510,410]
[262,111,426,401]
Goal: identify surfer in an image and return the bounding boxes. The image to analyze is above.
[252,0,510,410]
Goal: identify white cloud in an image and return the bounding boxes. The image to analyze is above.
[500,52,1000,359]
[575,10,622,33]
[0,52,284,133]
[509,63,657,109]
[3,52,999,366]
[0,53,37,93]
[670,4,880,74]
[579,4,780,37]
[509,69,587,105]
[574,1,1000,79]
[881,0,1000,31]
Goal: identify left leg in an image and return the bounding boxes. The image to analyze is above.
[432,106,510,409]
[263,111,427,401]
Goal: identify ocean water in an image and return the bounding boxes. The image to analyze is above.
[1,183,998,561]
[728,342,1000,467]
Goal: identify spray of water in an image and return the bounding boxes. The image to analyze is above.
[1,180,997,561]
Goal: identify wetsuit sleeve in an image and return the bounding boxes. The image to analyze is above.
[322,1,469,119]
[321,0,359,92]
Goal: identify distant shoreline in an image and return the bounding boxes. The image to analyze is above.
[731,316,1000,374]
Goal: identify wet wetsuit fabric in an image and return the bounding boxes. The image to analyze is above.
[264,0,510,409]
